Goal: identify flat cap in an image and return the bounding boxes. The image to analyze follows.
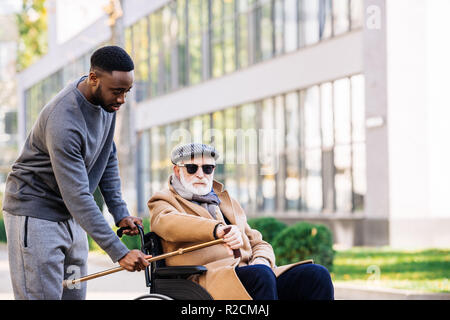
[171,143,220,164]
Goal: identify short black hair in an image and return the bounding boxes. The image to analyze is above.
[90,45,134,73]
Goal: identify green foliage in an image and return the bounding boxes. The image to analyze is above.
[16,0,48,71]
[0,217,6,243]
[273,222,335,271]
[247,217,287,244]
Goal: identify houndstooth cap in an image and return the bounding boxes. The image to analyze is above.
[171,143,220,165]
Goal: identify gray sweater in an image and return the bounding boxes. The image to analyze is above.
[2,77,130,262]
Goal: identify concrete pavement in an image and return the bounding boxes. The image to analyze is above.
[0,243,148,300]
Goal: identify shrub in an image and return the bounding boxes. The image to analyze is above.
[273,222,335,271]
[247,217,287,244]
[0,217,6,243]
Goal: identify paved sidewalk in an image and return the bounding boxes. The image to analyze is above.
[0,243,148,300]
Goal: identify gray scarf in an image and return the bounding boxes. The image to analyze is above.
[170,174,220,219]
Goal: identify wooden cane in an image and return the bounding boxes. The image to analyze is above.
[63,226,240,289]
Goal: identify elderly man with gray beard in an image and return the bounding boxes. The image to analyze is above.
[147,143,334,300]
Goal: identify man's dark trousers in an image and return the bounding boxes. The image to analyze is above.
[235,263,334,300]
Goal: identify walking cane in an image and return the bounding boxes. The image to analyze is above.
[62,226,240,289]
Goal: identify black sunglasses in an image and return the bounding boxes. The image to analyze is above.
[178,164,216,175]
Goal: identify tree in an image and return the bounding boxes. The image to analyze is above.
[16,0,48,72]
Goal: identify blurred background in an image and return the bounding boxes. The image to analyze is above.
[0,0,448,296]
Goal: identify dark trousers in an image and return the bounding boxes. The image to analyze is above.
[235,263,334,300]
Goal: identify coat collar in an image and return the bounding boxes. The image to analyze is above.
[167,176,236,225]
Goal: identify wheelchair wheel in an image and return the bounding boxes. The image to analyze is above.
[134,293,173,300]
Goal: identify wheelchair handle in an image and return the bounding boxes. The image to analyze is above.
[117,224,145,243]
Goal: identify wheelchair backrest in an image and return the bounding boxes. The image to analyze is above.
[143,232,166,268]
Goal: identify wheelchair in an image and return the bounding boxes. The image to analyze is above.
[117,225,213,300]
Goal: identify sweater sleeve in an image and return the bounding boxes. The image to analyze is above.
[45,113,129,263]
[98,141,130,226]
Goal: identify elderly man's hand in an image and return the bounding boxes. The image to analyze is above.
[118,216,143,236]
[216,224,244,253]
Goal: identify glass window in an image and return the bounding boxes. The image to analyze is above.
[125,26,133,57]
[224,108,238,199]
[177,0,188,87]
[188,0,204,85]
[150,11,162,96]
[212,110,226,180]
[352,142,366,212]
[162,6,174,92]
[211,0,224,78]
[299,0,319,47]
[259,0,273,61]
[351,75,365,143]
[304,86,321,149]
[237,103,258,213]
[284,0,298,53]
[351,75,366,211]
[321,82,334,148]
[132,17,150,102]
[260,98,276,212]
[333,0,350,36]
[334,78,351,145]
[285,92,302,211]
[350,0,364,30]
[304,148,322,212]
[273,0,284,56]
[150,127,164,193]
[237,0,249,68]
[274,95,285,212]
[190,115,205,143]
[137,131,151,211]
[334,144,352,212]
[223,0,236,74]
[319,0,333,40]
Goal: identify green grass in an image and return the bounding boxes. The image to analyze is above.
[331,247,450,293]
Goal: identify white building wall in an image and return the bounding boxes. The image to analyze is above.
[386,0,450,248]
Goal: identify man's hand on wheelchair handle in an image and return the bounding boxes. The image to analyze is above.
[119,250,152,272]
[118,216,143,236]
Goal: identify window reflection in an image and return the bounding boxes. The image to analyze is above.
[350,0,364,30]
[334,78,351,145]
[285,92,301,210]
[188,0,204,84]
[319,0,333,40]
[333,0,350,35]
[300,0,319,47]
[260,98,276,211]
[132,17,150,102]
[237,0,250,68]
[304,86,321,149]
[284,0,298,53]
[334,145,352,212]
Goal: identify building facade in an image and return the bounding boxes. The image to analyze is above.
[15,0,450,249]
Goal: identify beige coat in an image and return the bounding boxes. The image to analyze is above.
[147,178,313,300]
